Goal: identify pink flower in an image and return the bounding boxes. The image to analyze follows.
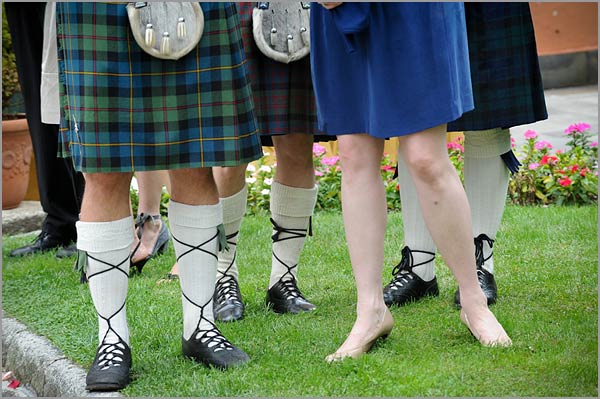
[570,165,580,173]
[558,177,573,187]
[511,137,516,148]
[321,156,340,166]
[555,149,563,154]
[446,141,464,152]
[564,122,592,135]
[528,163,540,170]
[540,155,558,165]
[312,143,327,156]
[534,141,553,150]
[314,170,324,177]
[381,165,395,171]
[590,141,598,147]
[524,130,538,139]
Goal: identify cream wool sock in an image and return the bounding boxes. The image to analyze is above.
[397,152,437,281]
[77,216,134,345]
[269,182,318,288]
[464,128,512,274]
[168,200,222,340]
[216,184,247,282]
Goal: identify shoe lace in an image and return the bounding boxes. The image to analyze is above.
[389,246,435,288]
[270,218,312,290]
[215,274,241,303]
[173,230,234,353]
[277,277,306,301]
[84,252,131,370]
[96,340,128,371]
[474,234,494,271]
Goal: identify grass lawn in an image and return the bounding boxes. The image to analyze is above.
[2,205,598,397]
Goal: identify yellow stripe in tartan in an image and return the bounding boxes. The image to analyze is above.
[68,129,259,147]
[63,60,249,77]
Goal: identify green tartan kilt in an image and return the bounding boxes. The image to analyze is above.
[448,2,548,132]
[57,2,262,173]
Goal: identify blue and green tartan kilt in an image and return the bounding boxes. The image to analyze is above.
[56,2,263,173]
[448,2,548,132]
[236,2,332,146]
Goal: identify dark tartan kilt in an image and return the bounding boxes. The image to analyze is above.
[448,2,548,132]
[57,2,262,173]
[236,2,332,145]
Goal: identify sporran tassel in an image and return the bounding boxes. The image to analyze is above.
[300,26,309,46]
[160,31,171,55]
[287,34,294,54]
[145,23,155,47]
[177,17,186,39]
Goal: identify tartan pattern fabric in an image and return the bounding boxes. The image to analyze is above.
[448,2,548,132]
[236,2,330,145]
[57,2,262,173]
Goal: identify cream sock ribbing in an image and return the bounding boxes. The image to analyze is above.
[77,216,134,346]
[464,128,512,274]
[216,185,247,282]
[397,152,437,281]
[269,182,318,288]
[169,200,222,340]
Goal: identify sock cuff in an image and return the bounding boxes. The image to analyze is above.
[464,128,511,158]
[221,184,247,224]
[168,200,223,228]
[76,216,134,252]
[270,181,318,217]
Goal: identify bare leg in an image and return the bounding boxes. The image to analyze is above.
[271,133,315,188]
[132,171,170,265]
[397,125,510,346]
[327,134,393,359]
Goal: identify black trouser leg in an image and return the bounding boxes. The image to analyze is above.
[5,2,84,242]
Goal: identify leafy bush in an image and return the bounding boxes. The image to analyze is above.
[508,123,598,205]
[2,4,21,112]
[130,123,597,213]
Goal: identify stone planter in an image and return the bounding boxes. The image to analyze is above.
[2,117,32,210]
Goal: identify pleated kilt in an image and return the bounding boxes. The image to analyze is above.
[236,2,331,145]
[56,2,262,173]
[448,2,548,132]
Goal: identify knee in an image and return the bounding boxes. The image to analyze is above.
[273,135,314,171]
[84,172,132,192]
[402,153,447,186]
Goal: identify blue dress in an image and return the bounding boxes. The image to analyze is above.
[310,2,474,138]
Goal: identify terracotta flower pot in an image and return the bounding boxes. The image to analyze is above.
[2,117,32,210]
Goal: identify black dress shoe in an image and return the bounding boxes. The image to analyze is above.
[182,326,250,369]
[454,234,498,307]
[213,275,245,322]
[56,243,78,258]
[266,277,316,314]
[383,246,438,307]
[454,267,497,306]
[10,231,73,257]
[86,338,132,392]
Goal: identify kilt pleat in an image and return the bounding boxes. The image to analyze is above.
[448,2,548,132]
[57,2,262,173]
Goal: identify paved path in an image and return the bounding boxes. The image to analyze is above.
[511,85,598,150]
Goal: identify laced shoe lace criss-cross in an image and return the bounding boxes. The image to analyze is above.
[173,231,249,368]
[454,234,498,306]
[213,231,245,321]
[266,218,316,313]
[383,246,439,307]
[85,254,132,391]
